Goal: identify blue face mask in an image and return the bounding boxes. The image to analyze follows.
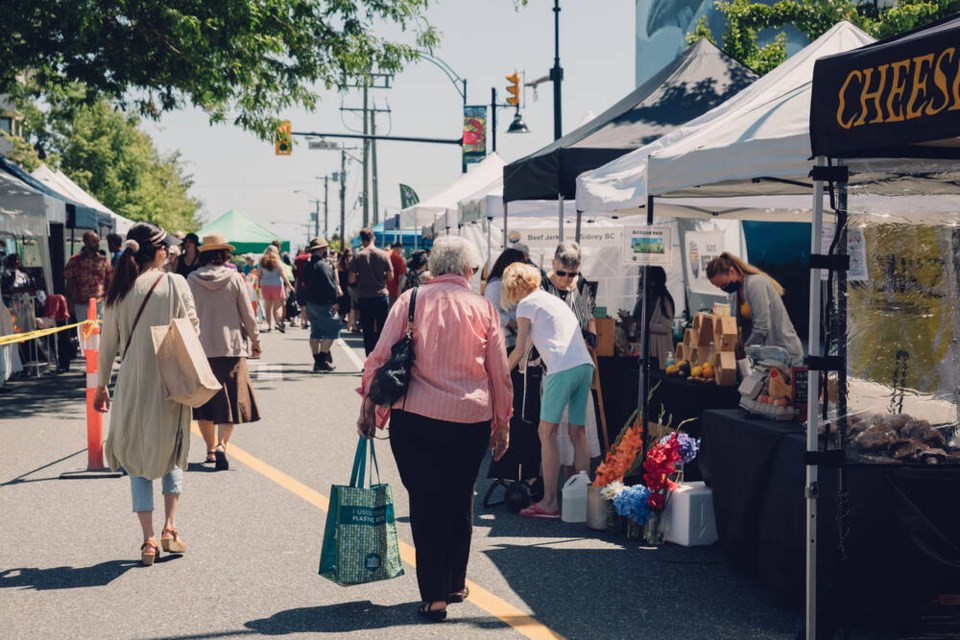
[720,281,739,294]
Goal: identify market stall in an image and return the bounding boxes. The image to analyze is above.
[197,208,289,254]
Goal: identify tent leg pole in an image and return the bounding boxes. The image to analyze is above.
[558,195,564,241]
[486,216,493,275]
[638,195,654,460]
[575,209,582,243]
[805,157,826,640]
[503,201,508,248]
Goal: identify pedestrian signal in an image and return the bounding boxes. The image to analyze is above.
[505,72,520,106]
[275,120,292,156]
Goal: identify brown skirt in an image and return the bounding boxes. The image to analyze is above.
[192,356,261,425]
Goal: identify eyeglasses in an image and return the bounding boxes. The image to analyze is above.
[555,270,577,278]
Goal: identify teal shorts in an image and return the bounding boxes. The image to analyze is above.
[540,363,594,425]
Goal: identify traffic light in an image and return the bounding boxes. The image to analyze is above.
[275,120,292,156]
[505,72,520,106]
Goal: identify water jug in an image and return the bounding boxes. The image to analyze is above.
[561,471,590,523]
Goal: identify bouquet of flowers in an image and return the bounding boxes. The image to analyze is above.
[642,432,682,511]
[613,484,651,525]
[659,431,700,466]
[593,410,645,488]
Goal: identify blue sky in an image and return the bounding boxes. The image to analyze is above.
[142,0,636,247]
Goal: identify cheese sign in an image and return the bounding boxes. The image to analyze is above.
[810,17,960,158]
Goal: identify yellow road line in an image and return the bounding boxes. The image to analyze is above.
[191,424,562,640]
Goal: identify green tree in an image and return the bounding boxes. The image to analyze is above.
[3,0,439,138]
[688,0,960,75]
[15,87,202,232]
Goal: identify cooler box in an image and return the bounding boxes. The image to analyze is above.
[662,481,718,547]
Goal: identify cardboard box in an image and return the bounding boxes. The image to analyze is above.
[595,317,615,357]
[714,351,737,385]
[662,481,718,547]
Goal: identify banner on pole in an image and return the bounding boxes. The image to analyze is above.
[684,231,725,295]
[462,106,487,166]
[399,184,420,209]
[622,224,671,266]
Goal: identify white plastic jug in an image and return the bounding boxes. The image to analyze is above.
[561,471,590,523]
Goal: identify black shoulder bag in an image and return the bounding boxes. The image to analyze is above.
[368,287,418,408]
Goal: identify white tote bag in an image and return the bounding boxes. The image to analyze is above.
[150,276,220,408]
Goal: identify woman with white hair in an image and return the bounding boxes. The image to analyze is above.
[356,235,512,622]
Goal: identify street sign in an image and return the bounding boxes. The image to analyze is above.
[308,138,339,150]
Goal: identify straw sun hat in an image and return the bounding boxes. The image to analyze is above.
[198,233,236,253]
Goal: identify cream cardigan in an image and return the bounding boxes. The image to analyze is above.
[99,270,199,479]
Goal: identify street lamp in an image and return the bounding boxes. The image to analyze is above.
[550,0,564,141]
[489,88,531,152]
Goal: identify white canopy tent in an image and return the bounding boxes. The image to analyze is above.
[576,22,876,212]
[32,165,135,235]
[396,153,505,230]
[0,171,57,293]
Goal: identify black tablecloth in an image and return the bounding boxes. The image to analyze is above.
[700,409,960,629]
[598,358,740,437]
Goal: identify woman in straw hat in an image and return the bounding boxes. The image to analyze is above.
[188,233,262,471]
[94,222,195,566]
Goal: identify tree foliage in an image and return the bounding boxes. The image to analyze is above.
[10,85,202,233]
[3,0,439,138]
[689,0,960,75]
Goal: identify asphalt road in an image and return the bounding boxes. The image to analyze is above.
[0,326,810,640]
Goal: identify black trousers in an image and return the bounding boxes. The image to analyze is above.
[356,296,389,356]
[389,410,490,602]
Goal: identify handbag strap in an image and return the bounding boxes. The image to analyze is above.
[122,273,165,361]
[368,440,381,486]
[404,287,418,336]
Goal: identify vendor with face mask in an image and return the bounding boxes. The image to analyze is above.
[706,252,803,364]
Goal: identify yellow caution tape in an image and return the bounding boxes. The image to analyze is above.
[0,319,98,346]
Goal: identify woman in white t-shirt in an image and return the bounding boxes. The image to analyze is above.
[502,262,594,519]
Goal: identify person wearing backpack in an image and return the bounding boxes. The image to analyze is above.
[301,237,341,372]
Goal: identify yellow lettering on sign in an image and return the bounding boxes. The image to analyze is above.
[927,48,954,116]
[837,70,861,129]
[885,59,911,122]
[856,65,889,126]
[906,53,934,119]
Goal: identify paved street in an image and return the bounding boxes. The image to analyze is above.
[1,328,805,640]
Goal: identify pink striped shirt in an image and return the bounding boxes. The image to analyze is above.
[359,273,513,427]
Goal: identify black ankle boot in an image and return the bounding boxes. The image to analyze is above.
[318,351,335,372]
[312,352,324,372]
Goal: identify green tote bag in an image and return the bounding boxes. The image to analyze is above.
[319,437,404,585]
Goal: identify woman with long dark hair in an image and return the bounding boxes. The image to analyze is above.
[94,222,197,566]
[632,266,676,369]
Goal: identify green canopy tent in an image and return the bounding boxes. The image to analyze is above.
[196,208,289,254]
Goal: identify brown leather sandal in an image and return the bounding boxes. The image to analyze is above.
[141,538,160,566]
[160,527,187,554]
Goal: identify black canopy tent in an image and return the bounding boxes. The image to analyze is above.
[806,13,960,639]
[502,38,757,204]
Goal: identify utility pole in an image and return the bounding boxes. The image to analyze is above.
[362,83,370,228]
[313,200,320,238]
[371,109,379,227]
[340,148,347,248]
[323,176,329,240]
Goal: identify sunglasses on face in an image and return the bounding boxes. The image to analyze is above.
[555,270,577,278]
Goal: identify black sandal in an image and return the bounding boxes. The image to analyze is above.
[214,445,229,471]
[204,450,217,464]
[416,602,447,622]
[447,586,469,604]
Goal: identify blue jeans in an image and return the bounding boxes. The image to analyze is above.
[130,467,183,512]
[357,296,389,356]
